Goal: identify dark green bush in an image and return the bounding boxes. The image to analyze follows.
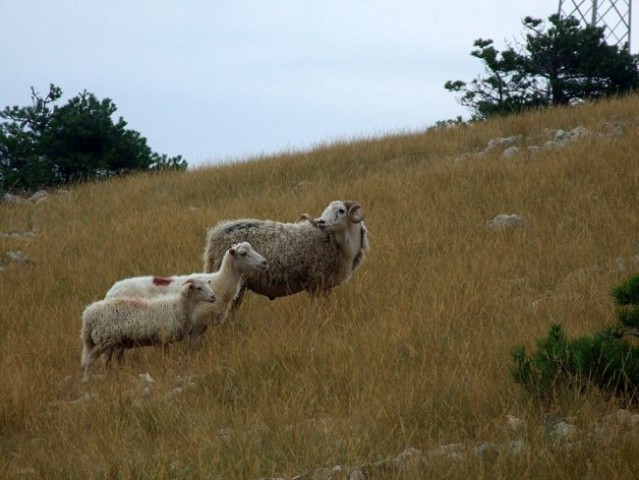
[611,274,639,306]
[511,274,639,400]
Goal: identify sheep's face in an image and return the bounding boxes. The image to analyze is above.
[184,279,216,303]
[230,241,268,273]
[315,200,363,233]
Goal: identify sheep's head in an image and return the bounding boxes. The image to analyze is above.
[230,242,268,272]
[183,279,216,303]
[304,200,364,233]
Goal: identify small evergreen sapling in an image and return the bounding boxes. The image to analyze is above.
[511,274,639,400]
[612,275,639,332]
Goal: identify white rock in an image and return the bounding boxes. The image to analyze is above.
[550,421,576,439]
[543,140,564,150]
[2,193,26,204]
[487,214,526,230]
[139,372,155,385]
[506,414,526,432]
[29,190,48,203]
[6,251,30,263]
[502,146,519,158]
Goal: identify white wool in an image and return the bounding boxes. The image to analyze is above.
[203,200,369,305]
[103,242,267,341]
[80,278,215,381]
[189,242,268,338]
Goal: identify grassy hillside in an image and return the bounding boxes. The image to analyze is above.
[2,96,639,478]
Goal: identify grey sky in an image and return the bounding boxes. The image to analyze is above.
[3,1,632,166]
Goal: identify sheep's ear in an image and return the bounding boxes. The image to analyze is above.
[299,213,319,228]
[182,280,195,293]
[347,203,363,223]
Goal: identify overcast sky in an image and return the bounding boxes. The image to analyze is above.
[3,1,635,166]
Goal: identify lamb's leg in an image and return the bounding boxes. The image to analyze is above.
[82,346,103,382]
[185,326,208,349]
[187,308,209,347]
[188,329,199,348]
[228,287,247,315]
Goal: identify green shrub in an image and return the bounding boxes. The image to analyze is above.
[611,275,639,306]
[511,274,639,400]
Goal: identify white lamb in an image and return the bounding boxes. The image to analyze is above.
[104,241,268,340]
[189,241,268,339]
[80,278,215,381]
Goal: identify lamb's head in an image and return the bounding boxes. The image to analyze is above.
[229,241,268,273]
[301,200,363,233]
[182,278,216,303]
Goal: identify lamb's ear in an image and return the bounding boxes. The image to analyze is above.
[345,202,363,223]
[183,279,195,291]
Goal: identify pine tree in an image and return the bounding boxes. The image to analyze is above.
[446,15,639,119]
[1,84,187,194]
[511,274,639,401]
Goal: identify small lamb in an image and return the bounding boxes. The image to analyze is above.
[80,278,215,381]
[189,241,268,339]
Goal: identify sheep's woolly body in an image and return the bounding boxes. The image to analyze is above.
[80,279,214,380]
[105,273,214,299]
[203,208,369,300]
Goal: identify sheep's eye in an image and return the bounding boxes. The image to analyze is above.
[338,208,345,214]
[240,251,247,256]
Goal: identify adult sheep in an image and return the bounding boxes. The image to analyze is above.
[203,200,369,305]
[80,278,215,381]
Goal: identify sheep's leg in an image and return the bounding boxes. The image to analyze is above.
[104,347,115,369]
[82,346,103,382]
[189,321,211,347]
[228,287,247,315]
[115,346,125,365]
[80,345,89,369]
[188,329,199,348]
[187,310,207,347]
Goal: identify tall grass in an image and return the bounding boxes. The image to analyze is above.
[2,96,639,478]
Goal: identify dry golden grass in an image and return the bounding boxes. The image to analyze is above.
[2,96,639,478]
